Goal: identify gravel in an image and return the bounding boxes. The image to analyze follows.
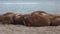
[0,24,60,34]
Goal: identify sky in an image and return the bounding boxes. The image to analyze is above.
[0,0,60,14]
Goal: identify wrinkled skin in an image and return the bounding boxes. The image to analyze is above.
[47,14,60,26]
[21,13,51,27]
[2,13,15,24]
[50,15,60,26]
[13,14,24,25]
[1,11,60,27]
[31,11,50,19]
[0,12,23,25]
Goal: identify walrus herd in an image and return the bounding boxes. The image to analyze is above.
[0,11,60,27]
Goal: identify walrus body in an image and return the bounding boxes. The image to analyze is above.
[1,11,60,27]
[50,15,60,26]
[21,12,51,27]
[0,15,4,23]
[0,12,23,25]
[2,13,15,24]
[13,14,23,25]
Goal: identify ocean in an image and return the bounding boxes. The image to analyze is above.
[0,0,60,14]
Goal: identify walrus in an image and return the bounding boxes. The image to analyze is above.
[20,13,51,27]
[2,12,16,24]
[13,14,23,25]
[0,15,4,23]
[31,11,48,16]
[50,14,60,26]
[31,11,50,19]
[0,12,24,25]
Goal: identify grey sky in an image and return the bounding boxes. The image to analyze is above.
[0,0,56,3]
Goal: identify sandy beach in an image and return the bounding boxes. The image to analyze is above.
[0,24,60,34]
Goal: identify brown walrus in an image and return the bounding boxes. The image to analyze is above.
[13,14,23,25]
[2,12,15,24]
[20,11,51,27]
[49,14,60,26]
[31,11,48,15]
